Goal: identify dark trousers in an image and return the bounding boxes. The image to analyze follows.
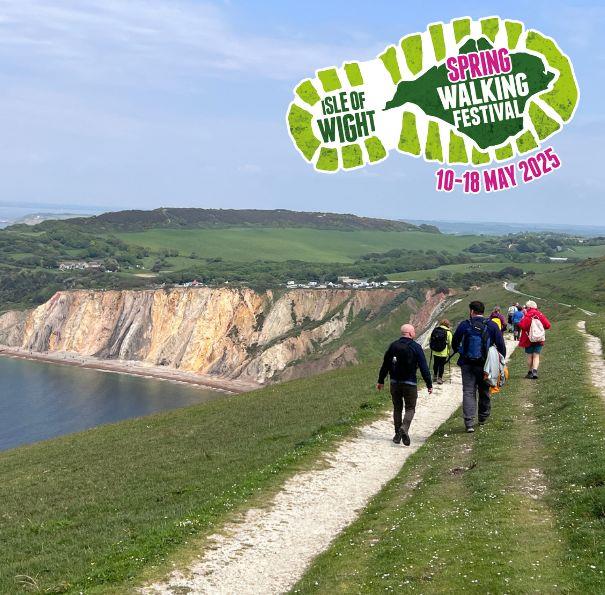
[433,355,447,379]
[390,383,418,433]
[461,364,491,428]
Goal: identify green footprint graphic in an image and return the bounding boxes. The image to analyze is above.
[287,16,579,173]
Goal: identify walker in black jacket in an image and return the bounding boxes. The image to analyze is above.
[376,324,432,446]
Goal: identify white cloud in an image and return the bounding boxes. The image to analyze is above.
[0,0,381,84]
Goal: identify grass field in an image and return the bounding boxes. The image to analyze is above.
[387,261,570,281]
[562,244,605,259]
[294,315,605,593]
[113,228,484,264]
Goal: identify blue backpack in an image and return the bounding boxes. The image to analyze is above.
[459,318,491,362]
[512,310,524,324]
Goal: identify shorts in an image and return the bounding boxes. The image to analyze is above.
[524,344,543,354]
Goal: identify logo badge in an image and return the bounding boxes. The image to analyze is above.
[286,17,578,191]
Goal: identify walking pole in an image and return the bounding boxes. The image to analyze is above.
[445,351,454,384]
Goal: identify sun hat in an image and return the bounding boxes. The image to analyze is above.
[525,300,537,309]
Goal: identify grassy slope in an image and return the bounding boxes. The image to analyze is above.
[431,285,515,328]
[388,261,569,281]
[519,257,605,311]
[1,364,388,594]
[294,315,605,593]
[113,228,482,264]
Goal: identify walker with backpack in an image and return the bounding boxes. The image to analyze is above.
[429,325,450,382]
[446,316,508,394]
[390,339,417,378]
[528,315,546,343]
[507,304,517,333]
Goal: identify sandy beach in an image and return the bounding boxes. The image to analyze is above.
[0,346,261,394]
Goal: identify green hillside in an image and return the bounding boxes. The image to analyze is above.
[14,208,439,234]
[1,206,601,318]
[519,256,605,310]
[388,260,569,281]
[113,228,481,264]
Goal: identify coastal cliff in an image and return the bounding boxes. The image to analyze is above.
[0,287,404,384]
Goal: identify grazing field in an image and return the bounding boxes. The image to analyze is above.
[388,261,570,281]
[113,228,484,263]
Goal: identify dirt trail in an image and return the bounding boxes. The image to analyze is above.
[578,321,605,392]
[143,341,515,595]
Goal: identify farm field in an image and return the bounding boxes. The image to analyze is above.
[387,260,570,281]
[561,244,605,258]
[113,228,484,264]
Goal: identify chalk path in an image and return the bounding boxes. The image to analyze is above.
[578,321,605,394]
[143,338,516,594]
[504,282,596,317]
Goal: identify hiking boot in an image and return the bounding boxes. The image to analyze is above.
[466,426,475,433]
[437,377,444,385]
[525,370,534,379]
[399,427,411,446]
[392,432,401,444]
[531,369,539,379]
[478,418,487,426]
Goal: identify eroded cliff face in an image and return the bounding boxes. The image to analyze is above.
[0,287,400,383]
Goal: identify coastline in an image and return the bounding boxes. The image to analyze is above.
[0,346,260,394]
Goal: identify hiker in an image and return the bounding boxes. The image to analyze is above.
[377,323,433,446]
[452,301,506,433]
[489,306,507,334]
[517,300,551,379]
[512,305,524,341]
[507,304,517,332]
[429,319,453,384]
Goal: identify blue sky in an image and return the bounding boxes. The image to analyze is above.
[0,0,602,224]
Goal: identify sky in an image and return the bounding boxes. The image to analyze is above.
[0,0,602,225]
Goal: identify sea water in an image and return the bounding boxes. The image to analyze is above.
[0,356,226,451]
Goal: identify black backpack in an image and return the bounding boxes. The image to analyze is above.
[390,341,417,379]
[429,326,448,352]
